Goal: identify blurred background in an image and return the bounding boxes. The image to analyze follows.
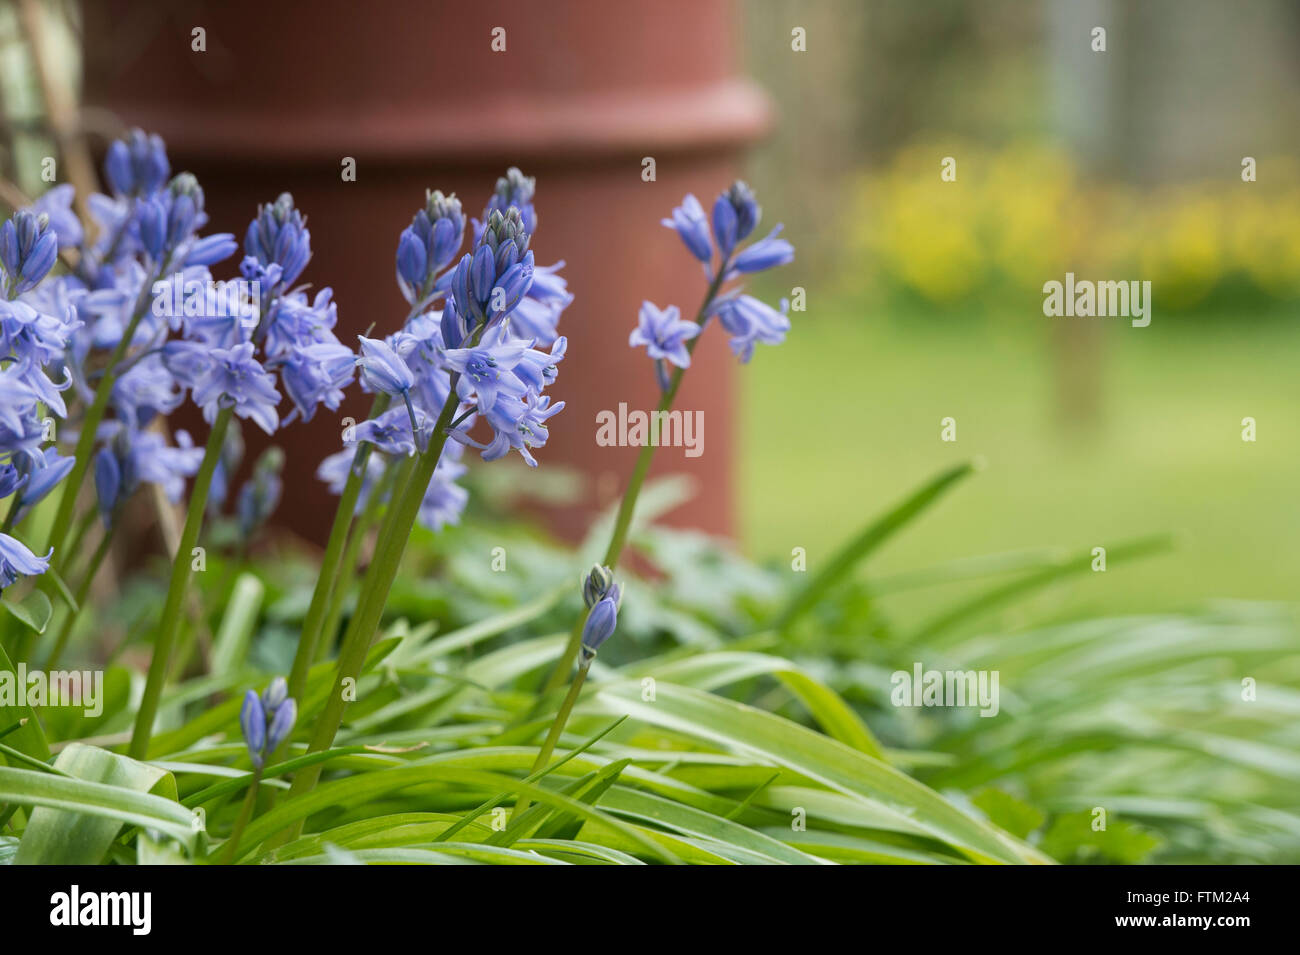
[739,0,1300,621]
[1,0,1296,621]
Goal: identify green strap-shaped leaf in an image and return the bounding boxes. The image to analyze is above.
[590,680,1050,865]
[12,743,193,863]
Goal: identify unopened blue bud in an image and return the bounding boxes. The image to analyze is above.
[103,129,170,197]
[0,210,58,296]
[137,198,168,261]
[582,564,614,608]
[724,181,761,242]
[261,676,289,714]
[396,227,427,287]
[240,689,266,767]
[580,589,620,661]
[265,696,297,753]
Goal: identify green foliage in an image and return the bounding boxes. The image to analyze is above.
[0,465,1293,864]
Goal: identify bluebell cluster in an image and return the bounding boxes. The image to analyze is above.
[643,181,796,368]
[318,167,573,532]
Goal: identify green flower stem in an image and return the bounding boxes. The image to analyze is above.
[315,460,398,664]
[217,769,261,865]
[538,267,728,697]
[271,378,465,842]
[45,270,158,563]
[44,520,117,670]
[513,659,590,821]
[128,405,234,759]
[285,394,391,703]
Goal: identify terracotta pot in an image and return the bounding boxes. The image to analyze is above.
[81,0,769,544]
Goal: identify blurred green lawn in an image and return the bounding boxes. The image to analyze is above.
[740,299,1299,624]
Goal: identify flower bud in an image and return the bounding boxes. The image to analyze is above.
[396,227,428,287]
[724,181,761,242]
[239,689,266,767]
[265,696,297,754]
[0,209,59,296]
[103,129,170,198]
[580,592,619,661]
[261,676,289,714]
[582,564,614,608]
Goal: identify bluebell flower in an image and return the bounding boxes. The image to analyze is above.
[243,192,311,289]
[0,369,42,438]
[189,342,282,434]
[112,354,185,427]
[278,340,355,424]
[512,336,566,395]
[580,584,621,661]
[103,129,170,198]
[1,211,59,298]
[662,194,712,263]
[351,405,429,457]
[0,400,46,469]
[392,312,453,414]
[259,287,335,358]
[444,324,531,415]
[12,447,74,522]
[728,225,794,276]
[459,392,563,468]
[0,297,82,369]
[628,302,699,369]
[708,294,791,362]
[0,531,52,589]
[356,336,415,396]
